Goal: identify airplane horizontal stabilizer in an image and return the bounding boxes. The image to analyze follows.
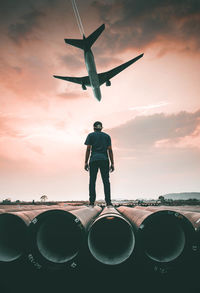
[53,75,90,86]
[65,24,105,51]
[64,38,85,50]
[98,53,144,85]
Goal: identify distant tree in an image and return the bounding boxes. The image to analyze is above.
[15,200,20,203]
[158,196,165,203]
[2,198,11,204]
[40,195,48,202]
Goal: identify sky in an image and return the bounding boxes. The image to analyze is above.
[0,0,200,202]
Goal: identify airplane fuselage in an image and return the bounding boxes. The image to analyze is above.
[84,49,101,101]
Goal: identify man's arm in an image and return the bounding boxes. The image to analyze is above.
[84,145,91,171]
[108,145,114,172]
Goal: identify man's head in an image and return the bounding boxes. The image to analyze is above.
[93,121,103,131]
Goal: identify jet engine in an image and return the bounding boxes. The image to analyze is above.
[106,80,111,86]
[82,84,87,90]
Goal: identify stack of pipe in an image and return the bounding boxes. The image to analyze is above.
[0,203,199,272]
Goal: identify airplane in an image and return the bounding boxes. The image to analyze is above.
[53,24,144,101]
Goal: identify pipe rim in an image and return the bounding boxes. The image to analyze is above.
[29,210,85,264]
[139,210,190,263]
[88,214,135,265]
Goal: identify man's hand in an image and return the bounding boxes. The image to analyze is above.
[84,163,89,171]
[85,146,91,171]
[108,146,114,172]
[109,164,114,172]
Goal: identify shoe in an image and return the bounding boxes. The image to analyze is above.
[89,202,94,207]
[106,202,113,207]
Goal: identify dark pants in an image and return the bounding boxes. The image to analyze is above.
[89,160,111,205]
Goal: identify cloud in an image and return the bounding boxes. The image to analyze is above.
[92,0,200,54]
[94,54,124,71]
[0,112,71,140]
[130,101,169,112]
[8,10,45,43]
[57,90,90,99]
[0,115,25,138]
[108,109,200,149]
[155,124,200,149]
[0,154,31,172]
[0,51,57,102]
[59,54,85,71]
[2,0,199,59]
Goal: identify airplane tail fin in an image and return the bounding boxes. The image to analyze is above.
[65,24,105,50]
[86,24,105,48]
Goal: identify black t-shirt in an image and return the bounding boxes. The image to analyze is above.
[84,131,111,162]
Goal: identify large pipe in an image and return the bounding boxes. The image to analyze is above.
[169,210,200,258]
[87,206,135,265]
[0,209,49,263]
[138,206,200,256]
[118,206,194,264]
[0,205,85,263]
[27,206,102,270]
[0,213,28,262]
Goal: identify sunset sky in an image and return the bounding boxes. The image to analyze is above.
[0,0,200,202]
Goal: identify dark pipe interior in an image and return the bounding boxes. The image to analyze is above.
[0,214,27,262]
[142,215,186,262]
[88,216,135,265]
[36,214,83,263]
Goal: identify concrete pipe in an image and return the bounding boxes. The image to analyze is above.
[0,213,27,262]
[169,210,200,258]
[138,206,200,257]
[0,209,50,263]
[0,205,84,263]
[118,206,194,264]
[27,206,102,269]
[88,206,135,265]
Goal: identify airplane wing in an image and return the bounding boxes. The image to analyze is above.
[98,53,144,86]
[53,75,91,86]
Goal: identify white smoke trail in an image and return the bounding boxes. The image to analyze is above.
[71,0,85,36]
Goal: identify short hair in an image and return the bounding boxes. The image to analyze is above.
[93,121,102,130]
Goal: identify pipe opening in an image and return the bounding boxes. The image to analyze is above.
[36,213,83,263]
[88,216,135,265]
[142,215,186,262]
[0,214,27,262]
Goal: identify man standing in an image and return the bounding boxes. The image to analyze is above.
[84,121,114,206]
